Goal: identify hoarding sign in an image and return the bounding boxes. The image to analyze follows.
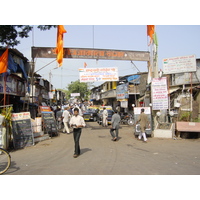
[79,67,119,82]
[116,83,129,100]
[152,77,169,110]
[163,55,196,74]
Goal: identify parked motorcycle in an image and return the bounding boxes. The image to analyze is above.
[127,114,134,125]
[120,113,134,125]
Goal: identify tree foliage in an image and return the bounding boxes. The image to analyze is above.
[0,25,56,47]
[66,80,91,101]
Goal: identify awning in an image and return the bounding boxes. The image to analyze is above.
[169,87,180,94]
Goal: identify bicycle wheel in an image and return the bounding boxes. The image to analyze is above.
[0,148,11,175]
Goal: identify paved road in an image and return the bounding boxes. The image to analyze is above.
[4,122,200,175]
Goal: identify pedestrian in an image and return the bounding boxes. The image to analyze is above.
[56,106,63,130]
[136,108,148,143]
[102,107,108,127]
[69,108,86,158]
[110,110,121,141]
[62,107,70,134]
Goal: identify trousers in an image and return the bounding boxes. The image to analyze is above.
[73,128,82,155]
[110,128,119,139]
[63,122,70,133]
[138,132,147,141]
[103,116,108,126]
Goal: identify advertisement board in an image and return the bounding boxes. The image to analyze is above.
[79,67,118,82]
[163,55,196,74]
[116,83,129,100]
[152,77,169,110]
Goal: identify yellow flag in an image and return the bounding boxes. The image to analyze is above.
[0,48,8,74]
[56,25,67,67]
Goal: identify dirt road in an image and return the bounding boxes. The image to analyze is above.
[4,122,200,175]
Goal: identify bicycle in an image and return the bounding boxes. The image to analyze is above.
[0,147,11,175]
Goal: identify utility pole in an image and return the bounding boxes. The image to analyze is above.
[49,70,52,106]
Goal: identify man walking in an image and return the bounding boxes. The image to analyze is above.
[62,107,70,134]
[102,107,108,127]
[110,110,121,141]
[69,108,86,158]
[56,106,63,130]
[136,108,148,143]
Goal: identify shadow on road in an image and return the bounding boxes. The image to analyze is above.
[3,161,20,175]
[81,148,92,155]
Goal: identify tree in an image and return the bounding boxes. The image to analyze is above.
[0,25,56,47]
[66,80,91,101]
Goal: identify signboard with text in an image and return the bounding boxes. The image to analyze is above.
[71,93,80,97]
[152,77,169,110]
[32,47,150,61]
[11,112,34,149]
[116,83,129,100]
[163,55,196,74]
[79,67,118,82]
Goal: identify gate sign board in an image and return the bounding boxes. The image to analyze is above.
[152,77,169,110]
[79,67,119,82]
[32,47,150,61]
[163,55,196,74]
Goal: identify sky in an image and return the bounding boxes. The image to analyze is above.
[16,25,200,90]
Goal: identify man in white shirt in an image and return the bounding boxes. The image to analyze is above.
[102,107,108,127]
[69,108,86,158]
[62,107,70,134]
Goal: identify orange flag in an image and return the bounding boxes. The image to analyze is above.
[84,62,87,68]
[147,25,155,46]
[56,25,67,67]
[0,48,8,74]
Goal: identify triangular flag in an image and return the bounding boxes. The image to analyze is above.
[0,48,8,74]
[56,25,67,67]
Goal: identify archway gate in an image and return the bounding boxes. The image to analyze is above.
[31,47,150,62]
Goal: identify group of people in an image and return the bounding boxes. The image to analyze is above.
[51,103,148,158]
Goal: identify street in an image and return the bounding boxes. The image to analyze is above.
[4,122,200,175]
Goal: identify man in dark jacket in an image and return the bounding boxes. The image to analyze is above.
[110,110,121,141]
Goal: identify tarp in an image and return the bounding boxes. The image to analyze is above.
[127,75,140,84]
[0,50,28,79]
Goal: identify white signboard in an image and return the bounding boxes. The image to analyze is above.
[11,112,31,121]
[79,67,119,82]
[71,93,80,97]
[120,101,128,108]
[134,107,151,115]
[163,55,196,74]
[152,77,169,110]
